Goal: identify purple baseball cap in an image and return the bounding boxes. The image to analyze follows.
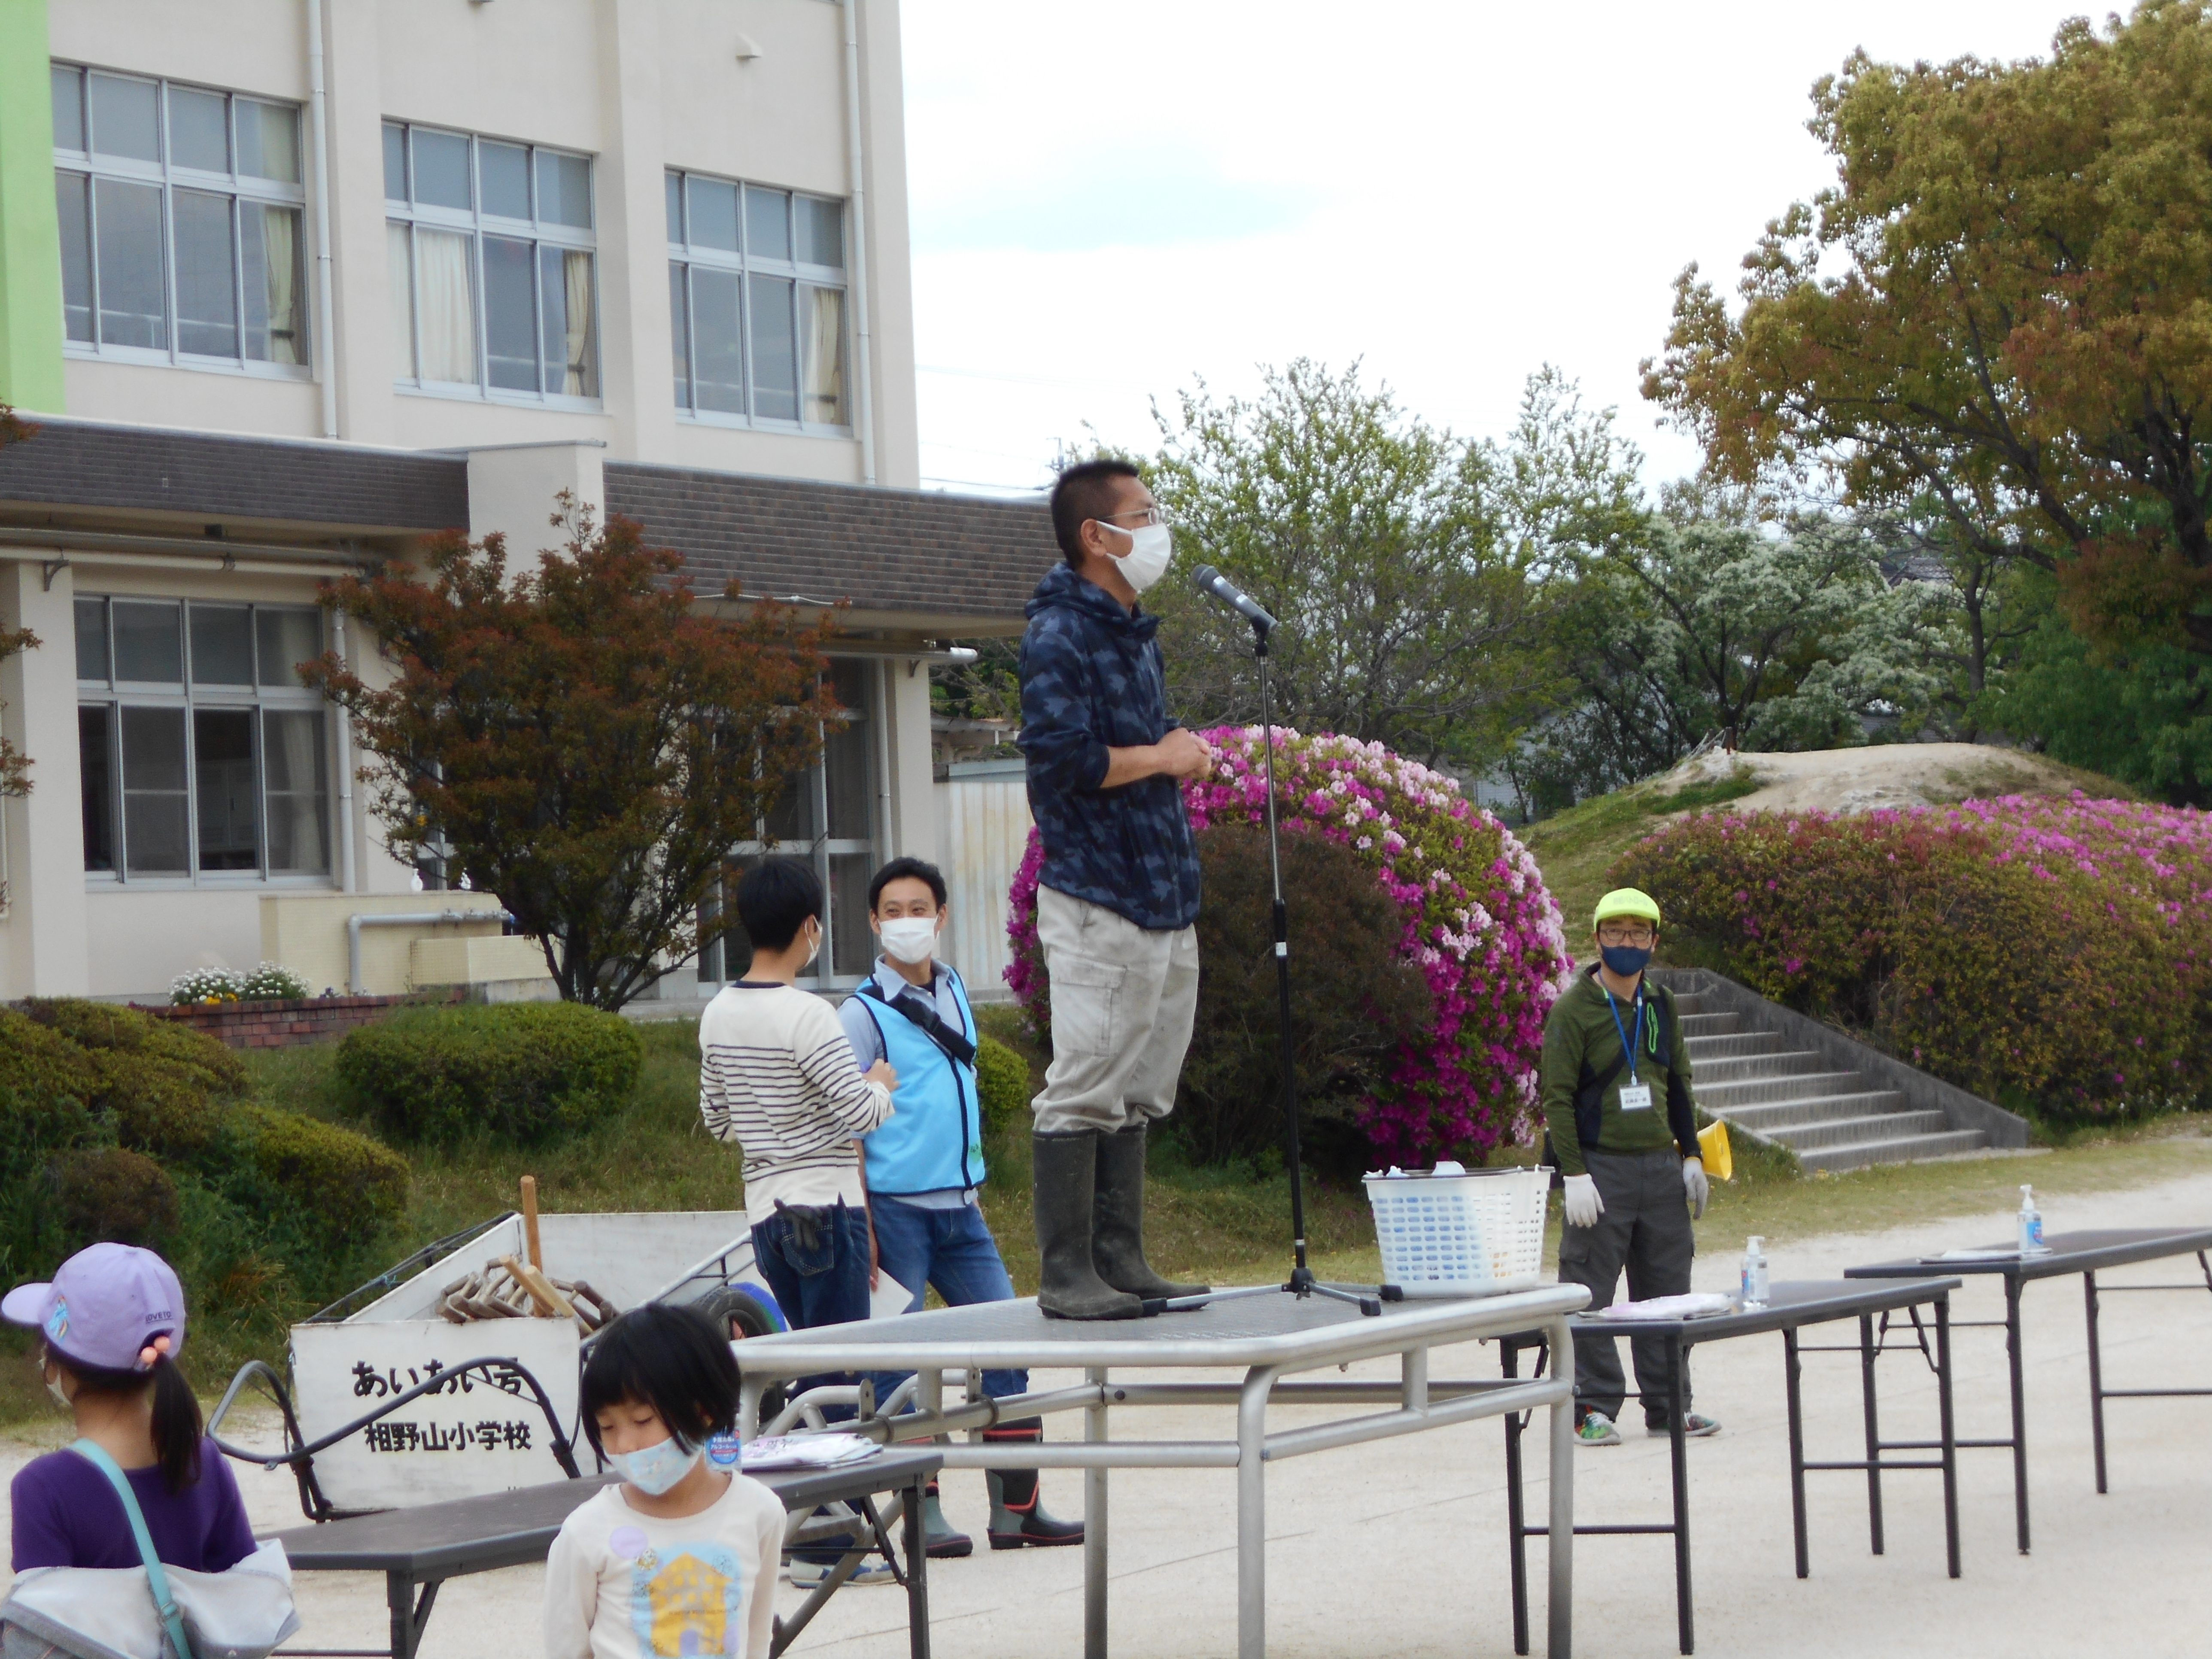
[2,1243,187,1373]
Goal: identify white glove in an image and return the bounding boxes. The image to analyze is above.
[1683,1156,1709,1221]
[1563,1173,1604,1229]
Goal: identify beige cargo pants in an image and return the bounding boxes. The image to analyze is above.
[1030,884,1200,1134]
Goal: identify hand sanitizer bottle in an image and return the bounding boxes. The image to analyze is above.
[2018,1185,2045,1253]
[1740,1236,1769,1308]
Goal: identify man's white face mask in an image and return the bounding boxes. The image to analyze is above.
[878,916,939,966]
[1100,520,1172,592]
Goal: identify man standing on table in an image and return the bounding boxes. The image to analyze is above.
[1541,887,1720,1446]
[1016,458,1210,1320]
[841,856,1084,1555]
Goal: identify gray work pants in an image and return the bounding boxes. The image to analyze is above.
[1030,885,1199,1134]
[1558,1146,1695,1429]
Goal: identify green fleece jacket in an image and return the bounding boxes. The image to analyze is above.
[1540,967,1700,1177]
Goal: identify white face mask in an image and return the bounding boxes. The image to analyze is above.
[1100,520,1172,592]
[43,1355,71,1411]
[802,919,821,972]
[878,916,938,966]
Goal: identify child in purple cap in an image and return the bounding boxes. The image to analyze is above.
[6,1243,256,1573]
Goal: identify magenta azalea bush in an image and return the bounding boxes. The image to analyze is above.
[1614,793,2212,1120]
[1007,728,1574,1164]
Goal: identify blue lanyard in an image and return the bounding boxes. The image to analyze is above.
[1603,984,1644,1085]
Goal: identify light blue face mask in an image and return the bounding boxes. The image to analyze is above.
[606,1434,702,1496]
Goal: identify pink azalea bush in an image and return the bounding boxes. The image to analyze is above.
[1613,793,2212,1120]
[1007,727,1575,1165]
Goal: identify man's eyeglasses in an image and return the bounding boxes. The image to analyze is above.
[1596,924,1657,946]
[1092,507,1170,530]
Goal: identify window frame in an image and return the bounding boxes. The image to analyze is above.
[51,62,311,381]
[76,596,337,889]
[698,658,882,992]
[665,167,851,436]
[384,120,602,409]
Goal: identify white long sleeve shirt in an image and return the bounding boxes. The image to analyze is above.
[543,1475,785,1659]
[699,980,893,1215]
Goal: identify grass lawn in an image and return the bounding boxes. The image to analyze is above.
[1516,764,1765,940]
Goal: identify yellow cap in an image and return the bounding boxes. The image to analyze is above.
[1592,887,1662,930]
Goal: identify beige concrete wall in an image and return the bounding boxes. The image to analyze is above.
[465,441,607,555]
[261,890,508,996]
[410,932,552,990]
[0,556,91,996]
[50,0,916,483]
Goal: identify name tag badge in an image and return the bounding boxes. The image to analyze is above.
[1617,1081,1654,1112]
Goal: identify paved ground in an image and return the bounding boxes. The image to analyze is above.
[7,1167,2210,1658]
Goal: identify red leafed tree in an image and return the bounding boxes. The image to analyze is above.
[305,497,838,1009]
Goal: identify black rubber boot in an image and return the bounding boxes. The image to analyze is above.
[921,1482,973,1558]
[1092,1121,1208,1300]
[1033,1131,1143,1321]
[984,1419,1084,1548]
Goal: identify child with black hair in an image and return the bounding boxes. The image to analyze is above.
[545,1303,786,1659]
[6,1243,256,1574]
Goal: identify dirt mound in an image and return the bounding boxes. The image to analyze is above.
[1661,742,2132,817]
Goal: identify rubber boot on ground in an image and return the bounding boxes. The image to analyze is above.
[920,1481,972,1558]
[1092,1121,1208,1300]
[1032,1131,1143,1321]
[984,1418,1084,1549]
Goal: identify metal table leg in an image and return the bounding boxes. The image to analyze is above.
[1546,1317,1575,1659]
[1859,1312,1885,1557]
[1668,1331,1692,1656]
[2084,1270,2108,1495]
[386,1574,437,1659]
[1084,1365,1109,1659]
[1237,1364,1280,1659]
[1501,1339,1531,1657]
[902,1468,932,1659]
[1936,1293,1960,1579]
[2003,1273,2030,1553]
[1784,1325,1809,1579]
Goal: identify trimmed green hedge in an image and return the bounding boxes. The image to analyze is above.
[974,1034,1029,1139]
[336,1000,644,1145]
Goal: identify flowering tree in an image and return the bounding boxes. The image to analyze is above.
[1008,728,1574,1165]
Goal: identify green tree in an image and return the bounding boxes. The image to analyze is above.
[1645,1,2212,659]
[305,499,836,1009]
[1143,360,1550,772]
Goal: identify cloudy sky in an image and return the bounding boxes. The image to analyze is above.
[900,0,2072,496]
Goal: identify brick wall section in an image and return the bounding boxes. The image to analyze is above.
[137,990,463,1050]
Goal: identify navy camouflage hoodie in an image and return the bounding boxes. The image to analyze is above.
[1017,563,1201,931]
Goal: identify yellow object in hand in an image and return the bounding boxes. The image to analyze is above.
[1697,1118,1734,1182]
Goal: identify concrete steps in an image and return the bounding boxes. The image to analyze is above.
[1670,988,1993,1170]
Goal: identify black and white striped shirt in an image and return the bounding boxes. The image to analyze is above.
[699,981,893,1214]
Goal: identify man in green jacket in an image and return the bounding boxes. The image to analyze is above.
[1541,887,1717,1446]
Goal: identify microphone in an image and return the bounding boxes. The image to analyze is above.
[1190,564,1279,632]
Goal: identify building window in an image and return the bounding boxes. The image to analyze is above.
[385,121,599,402]
[76,597,332,883]
[666,169,847,430]
[51,64,309,375]
[699,659,878,988]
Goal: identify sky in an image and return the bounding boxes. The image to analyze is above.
[899,0,2076,497]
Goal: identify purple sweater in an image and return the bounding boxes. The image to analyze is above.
[11,1439,256,1573]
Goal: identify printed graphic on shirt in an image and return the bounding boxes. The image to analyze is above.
[610,1527,748,1658]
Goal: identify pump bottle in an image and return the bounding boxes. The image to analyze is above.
[2018,1185,2045,1253]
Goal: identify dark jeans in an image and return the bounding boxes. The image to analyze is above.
[864,1194,1028,1411]
[1558,1147,1696,1430]
[750,1199,873,1565]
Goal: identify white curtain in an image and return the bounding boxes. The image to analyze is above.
[563,249,595,396]
[416,228,476,383]
[263,206,299,365]
[387,222,414,378]
[264,710,328,875]
[804,286,845,425]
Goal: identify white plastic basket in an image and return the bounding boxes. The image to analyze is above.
[1362,1164,1552,1297]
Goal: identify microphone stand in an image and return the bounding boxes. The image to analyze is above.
[1170,610,1391,1318]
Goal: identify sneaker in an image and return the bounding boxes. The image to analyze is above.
[1575,1411,1622,1446]
[1647,1414,1722,1439]
[786,1557,901,1589]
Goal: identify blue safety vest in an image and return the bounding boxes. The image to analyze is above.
[851,965,986,1195]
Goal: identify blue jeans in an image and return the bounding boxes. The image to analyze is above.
[866,1194,1028,1410]
[750,1200,872,1564]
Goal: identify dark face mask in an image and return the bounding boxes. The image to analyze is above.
[1600,944,1652,978]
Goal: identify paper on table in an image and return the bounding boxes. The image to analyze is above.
[1921,1246,2054,1263]
[740,1432,881,1471]
[1596,1291,1736,1322]
[869,1272,916,1320]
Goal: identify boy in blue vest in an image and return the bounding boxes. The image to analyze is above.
[839,857,1083,1559]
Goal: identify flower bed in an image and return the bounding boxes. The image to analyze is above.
[1612,793,2212,1120]
[1006,728,1574,1164]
